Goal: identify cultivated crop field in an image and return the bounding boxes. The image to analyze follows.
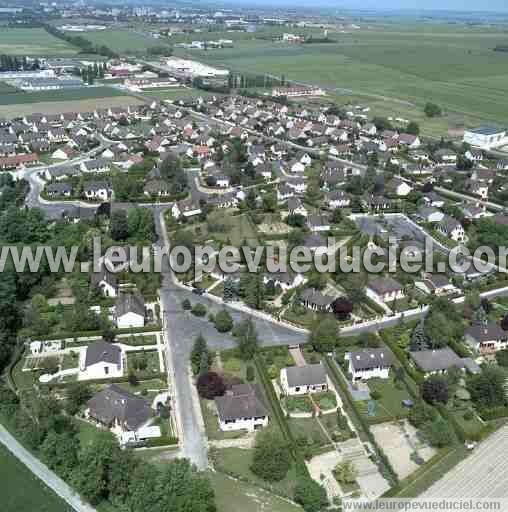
[0,28,77,56]
[177,24,508,127]
[81,29,172,53]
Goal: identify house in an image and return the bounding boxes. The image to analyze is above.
[365,277,405,303]
[173,198,202,218]
[277,183,295,202]
[263,271,304,291]
[214,384,268,432]
[409,348,478,376]
[325,190,351,209]
[79,341,123,380]
[398,133,421,149]
[299,288,335,312]
[286,197,308,217]
[115,293,145,329]
[437,216,465,242]
[415,273,455,296]
[280,364,328,396]
[434,148,457,163]
[46,182,73,197]
[86,385,154,440]
[464,323,508,355]
[286,178,307,194]
[466,180,489,199]
[387,177,413,197]
[83,181,111,201]
[144,179,171,197]
[91,263,119,297]
[465,148,483,162]
[422,192,445,208]
[307,214,331,233]
[81,158,110,173]
[345,348,394,381]
[288,159,306,174]
[463,126,507,150]
[0,153,39,170]
[416,206,444,224]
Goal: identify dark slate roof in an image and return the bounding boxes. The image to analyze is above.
[348,348,394,371]
[85,341,121,368]
[87,384,152,431]
[299,288,335,308]
[284,363,327,387]
[465,323,506,343]
[116,293,145,317]
[367,277,403,295]
[91,262,118,289]
[409,348,463,372]
[214,384,267,422]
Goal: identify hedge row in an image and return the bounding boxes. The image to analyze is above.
[34,325,162,341]
[479,406,508,421]
[144,436,179,447]
[323,355,398,486]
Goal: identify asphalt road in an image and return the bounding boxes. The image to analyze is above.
[0,424,95,512]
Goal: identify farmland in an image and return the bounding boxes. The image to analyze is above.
[81,29,171,54]
[0,444,69,512]
[176,24,508,131]
[0,28,77,56]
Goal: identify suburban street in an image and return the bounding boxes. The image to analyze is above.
[0,424,95,512]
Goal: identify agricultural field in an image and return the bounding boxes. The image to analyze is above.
[0,444,69,512]
[177,24,508,132]
[0,28,77,56]
[140,87,219,102]
[81,29,171,54]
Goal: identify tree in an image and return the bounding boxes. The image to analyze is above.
[182,298,191,310]
[102,325,116,343]
[408,400,437,428]
[196,372,226,399]
[235,319,259,360]
[468,366,507,408]
[251,428,291,482]
[294,477,328,512]
[110,210,129,241]
[424,102,442,118]
[331,297,353,321]
[223,277,236,302]
[421,375,449,404]
[495,349,508,367]
[409,319,429,352]
[214,309,233,333]
[501,314,508,331]
[422,418,454,447]
[191,303,207,317]
[309,317,337,353]
[334,460,357,484]
[65,382,92,416]
[406,121,420,135]
[128,372,139,386]
[190,334,212,375]
[199,350,210,376]
[41,431,79,480]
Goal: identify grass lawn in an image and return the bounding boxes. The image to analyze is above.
[449,407,486,439]
[200,397,245,441]
[283,395,314,414]
[116,377,167,399]
[0,444,70,512]
[0,27,77,56]
[313,390,337,411]
[220,350,258,384]
[288,416,331,450]
[82,29,172,54]
[11,357,40,391]
[74,418,108,448]
[211,447,298,499]
[126,349,161,378]
[208,471,302,512]
[358,377,412,422]
[282,308,322,329]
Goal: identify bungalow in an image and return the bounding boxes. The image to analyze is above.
[345,348,394,381]
[464,323,508,355]
[46,182,73,197]
[280,364,328,396]
[115,293,145,329]
[388,177,413,197]
[409,348,479,376]
[415,273,455,296]
[81,158,110,174]
[79,341,123,380]
[286,197,308,217]
[144,179,171,197]
[86,385,154,442]
[416,206,444,224]
[299,288,335,312]
[215,384,268,433]
[365,277,405,303]
[325,190,351,209]
[437,216,465,242]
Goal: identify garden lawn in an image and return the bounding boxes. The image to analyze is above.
[212,447,298,499]
[0,444,69,512]
[116,377,167,399]
[283,395,314,414]
[288,416,332,449]
[200,397,244,441]
[313,390,337,411]
[449,407,486,439]
[359,377,412,422]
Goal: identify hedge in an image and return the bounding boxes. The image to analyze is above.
[34,325,162,341]
[323,355,398,486]
[479,406,508,421]
[144,436,179,447]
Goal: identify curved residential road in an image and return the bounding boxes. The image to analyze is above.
[0,424,96,512]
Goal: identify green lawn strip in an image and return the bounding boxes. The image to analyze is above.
[0,444,70,512]
[207,470,302,512]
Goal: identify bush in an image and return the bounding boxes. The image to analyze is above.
[370,390,382,400]
[251,428,291,482]
[246,365,255,382]
[294,477,328,512]
[214,309,233,333]
[463,410,474,421]
[182,298,191,310]
[191,303,207,317]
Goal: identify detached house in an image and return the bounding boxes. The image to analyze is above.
[215,384,268,433]
[299,288,335,312]
[366,277,405,304]
[437,216,465,242]
[83,181,111,201]
[280,364,328,396]
[409,348,479,376]
[345,348,394,381]
[79,341,123,380]
[115,293,145,329]
[464,323,508,355]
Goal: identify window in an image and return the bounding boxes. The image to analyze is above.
[104,366,109,375]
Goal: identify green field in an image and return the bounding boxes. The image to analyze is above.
[0,28,76,56]
[81,29,171,54]
[140,87,219,102]
[0,86,128,106]
[0,444,70,512]
[176,25,508,130]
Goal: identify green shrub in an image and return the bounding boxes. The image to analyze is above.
[246,365,255,382]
